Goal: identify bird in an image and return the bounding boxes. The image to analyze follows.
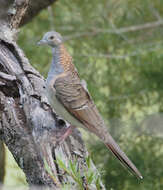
[37,31,143,179]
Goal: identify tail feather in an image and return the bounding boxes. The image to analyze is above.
[105,135,143,179]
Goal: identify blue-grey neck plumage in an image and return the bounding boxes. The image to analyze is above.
[46,45,64,84]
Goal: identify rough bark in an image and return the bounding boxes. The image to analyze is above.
[20,0,58,26]
[0,0,57,27]
[0,0,105,189]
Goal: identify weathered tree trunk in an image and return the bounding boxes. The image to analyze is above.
[0,0,105,189]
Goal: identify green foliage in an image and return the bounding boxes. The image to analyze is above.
[5,0,163,189]
[91,133,163,189]
[56,156,102,190]
[44,159,58,184]
[4,146,27,188]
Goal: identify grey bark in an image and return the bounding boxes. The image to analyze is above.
[0,0,57,26]
[0,0,105,189]
[20,0,58,26]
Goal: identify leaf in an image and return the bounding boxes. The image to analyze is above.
[43,158,57,183]
[86,156,91,169]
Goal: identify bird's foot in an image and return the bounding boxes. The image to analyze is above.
[57,125,75,144]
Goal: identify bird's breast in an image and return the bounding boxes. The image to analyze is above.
[45,84,85,129]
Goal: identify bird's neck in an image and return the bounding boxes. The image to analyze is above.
[46,44,64,83]
[46,44,74,84]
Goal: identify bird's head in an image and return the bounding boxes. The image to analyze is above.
[37,31,63,47]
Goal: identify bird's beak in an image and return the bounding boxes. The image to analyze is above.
[37,39,47,45]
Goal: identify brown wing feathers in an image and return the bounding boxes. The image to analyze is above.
[53,44,143,179]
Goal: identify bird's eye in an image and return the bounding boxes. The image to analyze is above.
[49,36,54,40]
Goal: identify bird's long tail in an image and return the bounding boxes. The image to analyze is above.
[104,134,143,179]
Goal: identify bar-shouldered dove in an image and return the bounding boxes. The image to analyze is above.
[37,31,143,179]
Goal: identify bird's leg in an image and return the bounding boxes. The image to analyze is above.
[57,125,75,144]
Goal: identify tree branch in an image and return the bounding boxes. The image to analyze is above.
[20,0,58,26]
[65,20,163,40]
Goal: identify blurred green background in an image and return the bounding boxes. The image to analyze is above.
[3,0,163,189]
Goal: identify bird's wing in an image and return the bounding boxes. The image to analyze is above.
[54,73,108,139]
[54,72,143,179]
